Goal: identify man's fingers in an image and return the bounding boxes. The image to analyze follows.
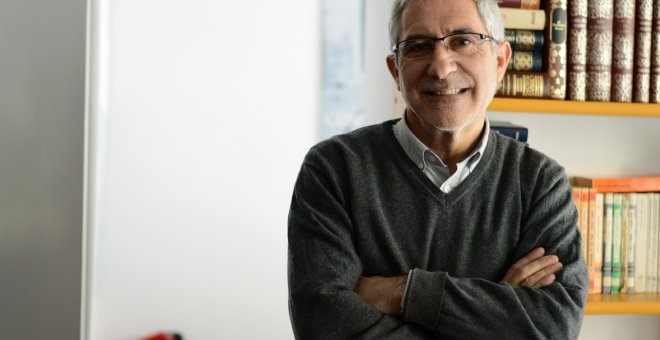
[525,262,563,287]
[502,247,545,284]
[532,274,556,288]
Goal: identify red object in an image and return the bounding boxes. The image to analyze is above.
[142,332,182,340]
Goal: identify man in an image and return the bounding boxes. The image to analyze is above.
[288,0,589,338]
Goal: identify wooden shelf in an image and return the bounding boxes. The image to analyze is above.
[585,294,660,315]
[488,98,660,117]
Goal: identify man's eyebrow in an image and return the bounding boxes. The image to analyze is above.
[401,27,483,40]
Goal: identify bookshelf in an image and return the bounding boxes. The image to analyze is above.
[488,98,660,117]
[586,294,660,315]
[489,98,660,317]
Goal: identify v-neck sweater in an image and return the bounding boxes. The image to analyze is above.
[288,119,589,339]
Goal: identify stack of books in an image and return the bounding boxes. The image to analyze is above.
[496,0,568,99]
[567,0,660,103]
[490,120,529,143]
[496,0,660,103]
[570,176,660,295]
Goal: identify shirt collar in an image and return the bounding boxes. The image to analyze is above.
[393,114,490,172]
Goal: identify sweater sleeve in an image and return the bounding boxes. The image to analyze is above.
[402,167,589,339]
[288,163,434,340]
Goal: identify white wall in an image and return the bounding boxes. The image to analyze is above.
[85,0,319,339]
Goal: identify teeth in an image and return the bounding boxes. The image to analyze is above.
[431,89,462,95]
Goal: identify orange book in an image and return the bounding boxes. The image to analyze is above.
[570,176,660,193]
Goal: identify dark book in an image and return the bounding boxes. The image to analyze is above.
[633,0,654,103]
[567,0,588,101]
[498,0,541,9]
[505,28,545,51]
[496,72,550,97]
[508,50,544,71]
[490,121,529,142]
[650,0,660,103]
[611,0,636,102]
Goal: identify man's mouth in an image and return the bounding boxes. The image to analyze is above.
[426,88,468,96]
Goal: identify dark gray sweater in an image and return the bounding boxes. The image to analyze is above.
[288,119,589,339]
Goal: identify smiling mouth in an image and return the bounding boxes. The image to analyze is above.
[426,88,468,96]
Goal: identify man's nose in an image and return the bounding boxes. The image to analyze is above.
[426,43,457,79]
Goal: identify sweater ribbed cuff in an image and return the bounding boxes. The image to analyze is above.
[401,268,447,330]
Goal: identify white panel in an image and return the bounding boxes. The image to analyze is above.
[86,0,320,338]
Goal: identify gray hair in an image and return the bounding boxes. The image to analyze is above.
[388,0,505,50]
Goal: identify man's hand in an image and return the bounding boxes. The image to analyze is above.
[502,247,563,288]
[354,275,408,315]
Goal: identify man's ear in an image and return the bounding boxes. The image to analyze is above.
[386,54,401,91]
[495,41,512,83]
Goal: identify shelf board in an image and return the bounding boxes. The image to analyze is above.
[585,294,660,315]
[488,98,660,117]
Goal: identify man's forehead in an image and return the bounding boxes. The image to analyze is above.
[400,0,484,36]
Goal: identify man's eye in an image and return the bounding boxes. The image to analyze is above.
[451,37,475,47]
[407,42,432,52]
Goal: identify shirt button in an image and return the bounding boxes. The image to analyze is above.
[442,185,451,193]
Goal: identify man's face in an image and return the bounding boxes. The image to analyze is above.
[387,0,510,133]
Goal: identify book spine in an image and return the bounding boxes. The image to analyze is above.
[580,187,590,269]
[610,0,636,102]
[588,189,599,293]
[505,29,545,51]
[508,50,544,71]
[500,8,547,29]
[633,0,654,103]
[626,192,637,293]
[635,194,648,293]
[591,176,660,192]
[646,193,656,291]
[568,0,588,101]
[620,193,629,293]
[594,192,605,293]
[611,193,623,293]
[546,0,569,99]
[491,127,529,142]
[586,0,614,101]
[603,193,614,293]
[650,0,660,103]
[496,72,550,97]
[653,193,660,292]
[498,0,542,10]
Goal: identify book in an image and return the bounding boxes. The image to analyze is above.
[610,0,636,102]
[505,29,545,51]
[586,0,614,101]
[498,0,542,10]
[567,0,588,101]
[623,193,637,293]
[611,193,623,293]
[496,0,568,99]
[633,0,654,103]
[570,176,660,192]
[650,0,660,103]
[580,187,591,267]
[500,8,547,29]
[573,187,584,260]
[496,72,550,97]
[589,190,605,294]
[603,192,614,293]
[508,50,544,71]
[646,193,660,293]
[635,193,649,292]
[490,121,529,142]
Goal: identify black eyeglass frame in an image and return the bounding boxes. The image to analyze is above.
[391,32,498,55]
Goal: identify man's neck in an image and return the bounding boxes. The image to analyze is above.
[405,112,486,174]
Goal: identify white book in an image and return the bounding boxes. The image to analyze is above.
[625,193,637,293]
[636,194,648,293]
[646,193,657,292]
[651,192,660,293]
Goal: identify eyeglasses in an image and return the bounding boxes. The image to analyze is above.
[392,32,496,59]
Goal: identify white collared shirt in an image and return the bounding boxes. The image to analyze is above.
[393,114,490,193]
